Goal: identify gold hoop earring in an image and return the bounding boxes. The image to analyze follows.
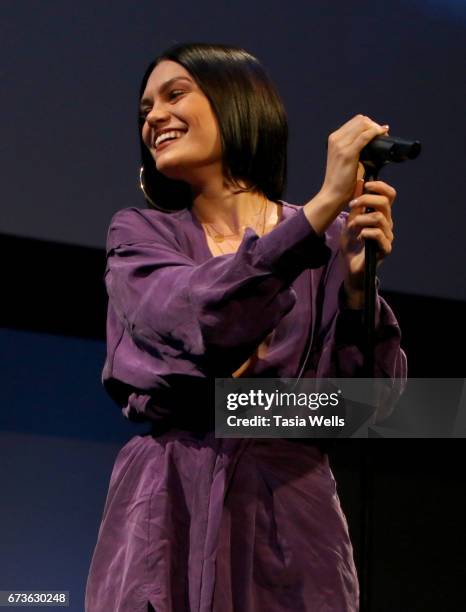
[139,166,173,213]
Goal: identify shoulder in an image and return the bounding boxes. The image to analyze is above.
[106,206,189,252]
[280,200,348,251]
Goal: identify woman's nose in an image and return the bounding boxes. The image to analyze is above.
[146,103,170,127]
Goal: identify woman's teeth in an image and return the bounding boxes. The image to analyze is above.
[154,130,185,149]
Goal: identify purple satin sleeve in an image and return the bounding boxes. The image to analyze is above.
[104,206,330,378]
[102,205,406,425]
[303,212,407,380]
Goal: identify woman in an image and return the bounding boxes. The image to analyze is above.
[85,43,406,611]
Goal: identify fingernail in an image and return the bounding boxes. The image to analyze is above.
[349,199,358,206]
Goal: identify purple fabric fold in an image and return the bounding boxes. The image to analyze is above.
[102,202,406,423]
[86,201,407,611]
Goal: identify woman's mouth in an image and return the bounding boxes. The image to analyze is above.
[153,129,187,151]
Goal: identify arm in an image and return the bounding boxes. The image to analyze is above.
[300,115,406,381]
[106,114,390,380]
[305,212,407,381]
[105,204,331,378]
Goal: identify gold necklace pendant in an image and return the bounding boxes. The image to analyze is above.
[201,198,272,254]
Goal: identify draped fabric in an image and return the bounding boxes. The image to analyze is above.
[85,202,406,611]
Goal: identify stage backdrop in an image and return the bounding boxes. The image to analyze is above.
[2,0,465,301]
[1,3,466,611]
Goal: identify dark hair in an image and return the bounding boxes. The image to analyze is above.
[138,42,288,212]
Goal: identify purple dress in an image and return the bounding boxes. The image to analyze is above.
[85,202,407,611]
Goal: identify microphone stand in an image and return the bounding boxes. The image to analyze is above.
[361,162,381,378]
[358,134,420,611]
[359,134,421,376]
[359,160,381,612]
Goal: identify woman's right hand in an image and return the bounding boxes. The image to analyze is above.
[303,115,389,235]
[320,114,389,207]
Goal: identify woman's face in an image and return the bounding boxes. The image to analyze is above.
[140,60,223,185]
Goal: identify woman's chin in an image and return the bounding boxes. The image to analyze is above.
[155,158,191,183]
[155,154,181,175]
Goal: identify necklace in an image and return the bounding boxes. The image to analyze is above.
[200,198,270,255]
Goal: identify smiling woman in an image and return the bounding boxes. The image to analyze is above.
[84,42,406,611]
[139,63,222,186]
[137,44,288,217]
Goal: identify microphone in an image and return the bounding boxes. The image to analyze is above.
[359,132,421,378]
[360,135,421,166]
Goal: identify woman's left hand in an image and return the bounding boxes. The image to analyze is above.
[340,170,397,306]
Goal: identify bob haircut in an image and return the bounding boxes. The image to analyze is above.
[138,42,288,212]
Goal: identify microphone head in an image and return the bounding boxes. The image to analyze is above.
[389,137,421,162]
[360,135,422,165]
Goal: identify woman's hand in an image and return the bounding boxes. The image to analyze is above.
[340,175,397,308]
[304,115,389,235]
[320,114,390,207]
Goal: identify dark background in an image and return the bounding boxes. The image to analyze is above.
[1,1,465,610]
[2,0,465,300]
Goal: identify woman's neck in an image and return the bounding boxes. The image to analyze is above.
[191,176,270,234]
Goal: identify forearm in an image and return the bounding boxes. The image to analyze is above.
[341,284,365,310]
[302,191,344,236]
[311,304,407,380]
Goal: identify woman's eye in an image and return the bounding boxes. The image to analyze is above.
[168,90,183,101]
[138,90,184,121]
[139,106,152,122]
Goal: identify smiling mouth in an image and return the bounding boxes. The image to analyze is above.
[155,138,179,153]
[153,129,187,151]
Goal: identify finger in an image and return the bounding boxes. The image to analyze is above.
[350,194,391,209]
[357,162,366,182]
[335,114,385,140]
[347,205,365,224]
[360,228,393,254]
[364,180,397,203]
[328,115,389,158]
[350,123,390,154]
[347,163,366,211]
[348,193,392,219]
[349,176,365,204]
[347,207,365,226]
[330,114,369,138]
[339,115,389,147]
[348,212,394,242]
[349,195,393,228]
